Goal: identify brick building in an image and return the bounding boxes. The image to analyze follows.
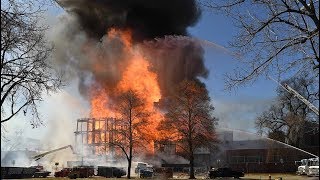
[212,129,319,173]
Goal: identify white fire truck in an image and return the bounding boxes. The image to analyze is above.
[307,158,319,176]
[296,158,319,176]
[296,159,309,175]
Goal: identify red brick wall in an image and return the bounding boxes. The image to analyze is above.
[225,148,317,173]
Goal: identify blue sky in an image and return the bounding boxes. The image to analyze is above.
[2,3,280,145]
[187,9,278,132]
[188,10,278,99]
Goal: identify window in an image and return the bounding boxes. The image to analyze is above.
[246,156,261,163]
[230,156,245,164]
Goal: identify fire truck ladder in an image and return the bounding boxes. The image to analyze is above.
[32,145,76,161]
[269,76,319,116]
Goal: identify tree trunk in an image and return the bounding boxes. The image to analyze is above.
[127,157,132,179]
[189,153,195,179]
[127,143,133,178]
[127,108,133,179]
[188,110,195,179]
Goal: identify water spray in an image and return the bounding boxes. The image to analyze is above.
[195,38,241,58]
[220,127,319,158]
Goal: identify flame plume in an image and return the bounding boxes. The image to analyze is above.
[87,29,164,153]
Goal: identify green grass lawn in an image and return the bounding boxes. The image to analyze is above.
[243,173,318,180]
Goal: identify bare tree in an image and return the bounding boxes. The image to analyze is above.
[158,79,218,179]
[255,73,319,147]
[1,0,62,126]
[1,129,24,151]
[267,130,286,143]
[111,90,150,179]
[202,0,319,89]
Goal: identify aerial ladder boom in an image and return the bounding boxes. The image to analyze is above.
[269,76,319,116]
[283,83,319,116]
[32,145,76,161]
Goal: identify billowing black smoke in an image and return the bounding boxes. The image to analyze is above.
[54,0,208,99]
[57,0,200,41]
[142,36,208,96]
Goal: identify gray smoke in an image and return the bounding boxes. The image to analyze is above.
[142,35,208,96]
[52,0,209,100]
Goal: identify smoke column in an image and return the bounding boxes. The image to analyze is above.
[54,0,208,102]
[57,0,199,40]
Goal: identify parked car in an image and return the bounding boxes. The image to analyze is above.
[54,168,72,177]
[208,167,244,179]
[139,168,153,178]
[134,162,154,178]
[97,166,126,178]
[31,165,51,178]
[1,167,37,179]
[54,166,94,179]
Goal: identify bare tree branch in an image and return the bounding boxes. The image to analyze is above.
[203,0,319,90]
[255,73,319,147]
[110,90,151,179]
[158,79,218,179]
[1,0,63,126]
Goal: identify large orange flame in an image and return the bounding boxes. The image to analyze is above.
[88,28,164,154]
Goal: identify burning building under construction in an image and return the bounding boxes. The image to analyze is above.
[75,118,122,156]
[74,117,177,157]
[55,0,211,158]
